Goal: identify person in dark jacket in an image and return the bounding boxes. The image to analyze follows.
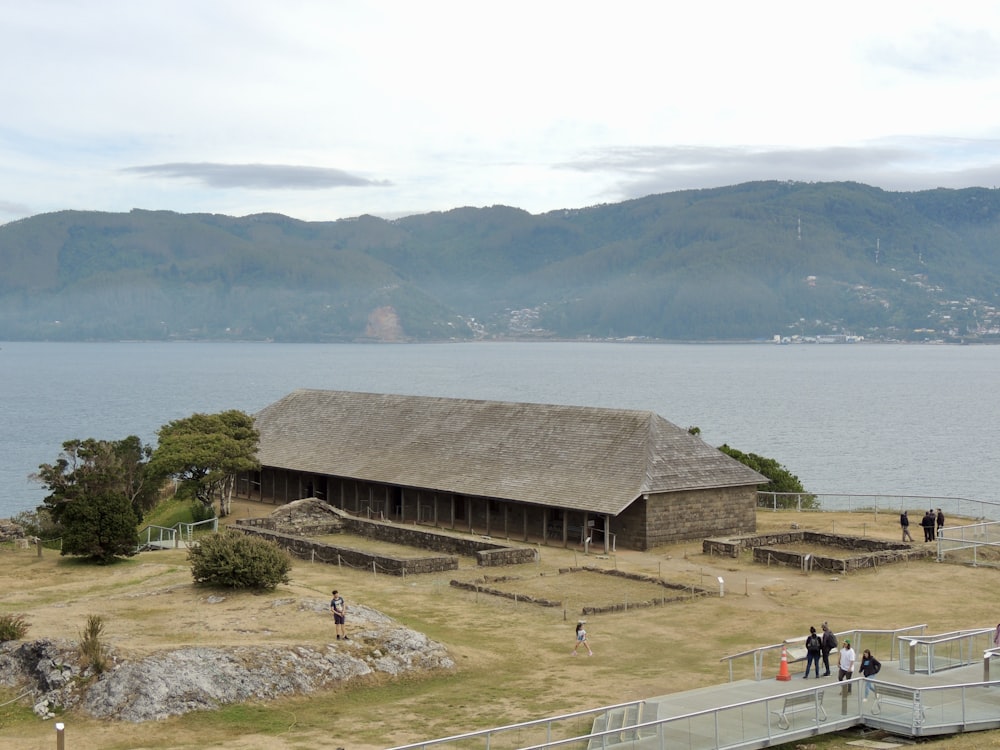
[859,648,881,699]
[820,622,837,676]
[804,626,822,678]
[936,508,945,538]
[900,510,913,542]
[922,510,935,542]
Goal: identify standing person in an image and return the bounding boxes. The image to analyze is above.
[900,510,913,542]
[922,510,935,542]
[820,622,837,676]
[858,648,881,700]
[571,620,593,656]
[936,508,945,538]
[838,638,856,693]
[330,589,348,640]
[994,623,1000,648]
[804,626,822,678]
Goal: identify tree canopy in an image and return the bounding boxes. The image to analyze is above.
[33,437,151,562]
[148,410,260,517]
[718,443,816,508]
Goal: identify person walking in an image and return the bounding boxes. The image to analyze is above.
[838,638,856,693]
[330,589,348,640]
[571,620,593,656]
[900,510,914,542]
[804,626,822,678]
[936,508,945,538]
[858,648,881,700]
[820,622,837,676]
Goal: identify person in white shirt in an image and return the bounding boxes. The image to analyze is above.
[838,638,856,693]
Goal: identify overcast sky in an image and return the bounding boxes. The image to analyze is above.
[3,1,1000,224]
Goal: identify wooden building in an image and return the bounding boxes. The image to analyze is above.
[239,389,767,551]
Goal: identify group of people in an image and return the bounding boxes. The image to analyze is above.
[900,508,944,542]
[802,622,880,698]
[803,622,839,678]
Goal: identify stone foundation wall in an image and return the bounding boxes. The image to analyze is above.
[339,517,536,564]
[703,530,935,571]
[234,526,459,576]
[449,567,713,614]
[476,547,538,566]
[235,502,537,568]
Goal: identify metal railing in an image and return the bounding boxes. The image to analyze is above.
[389,677,1000,750]
[385,700,646,750]
[937,520,1000,565]
[757,493,1000,521]
[720,625,927,682]
[898,628,996,675]
[136,517,218,551]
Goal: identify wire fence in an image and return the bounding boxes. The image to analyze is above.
[757,493,1000,521]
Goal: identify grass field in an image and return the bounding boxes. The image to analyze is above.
[2,501,999,750]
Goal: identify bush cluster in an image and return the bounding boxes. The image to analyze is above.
[78,614,109,674]
[0,613,29,641]
[188,530,292,590]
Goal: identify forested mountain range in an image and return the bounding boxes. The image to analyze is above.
[1,181,999,342]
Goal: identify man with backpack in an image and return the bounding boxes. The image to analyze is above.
[804,626,822,678]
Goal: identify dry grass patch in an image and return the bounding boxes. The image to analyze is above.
[2,503,1000,750]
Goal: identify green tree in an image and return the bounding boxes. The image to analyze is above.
[149,410,260,518]
[33,437,156,523]
[59,489,139,562]
[33,437,152,561]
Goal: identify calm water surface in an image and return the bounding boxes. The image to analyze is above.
[1,341,997,520]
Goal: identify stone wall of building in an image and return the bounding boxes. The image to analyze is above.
[638,486,757,550]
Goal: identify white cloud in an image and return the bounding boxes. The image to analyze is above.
[2,0,1000,223]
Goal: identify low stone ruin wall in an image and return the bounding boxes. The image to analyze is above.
[577,567,713,614]
[235,525,459,576]
[703,530,935,572]
[449,567,712,613]
[338,517,537,566]
[235,502,537,570]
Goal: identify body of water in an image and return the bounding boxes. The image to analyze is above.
[1,341,997,521]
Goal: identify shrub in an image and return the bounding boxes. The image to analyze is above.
[190,500,217,523]
[0,613,29,641]
[78,614,109,674]
[10,509,58,539]
[188,530,292,590]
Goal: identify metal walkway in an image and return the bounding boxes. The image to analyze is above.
[631,659,1000,750]
[387,656,1000,750]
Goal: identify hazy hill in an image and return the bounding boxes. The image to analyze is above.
[1,181,998,342]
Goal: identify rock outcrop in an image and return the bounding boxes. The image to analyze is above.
[0,601,453,723]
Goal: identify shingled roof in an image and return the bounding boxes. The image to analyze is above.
[254,389,767,516]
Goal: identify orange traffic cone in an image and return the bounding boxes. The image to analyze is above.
[776,645,792,681]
